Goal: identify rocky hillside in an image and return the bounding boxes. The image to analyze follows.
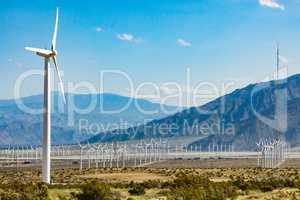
[88,74,300,150]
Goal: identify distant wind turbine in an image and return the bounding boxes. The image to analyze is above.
[276,43,280,80]
[25,8,65,184]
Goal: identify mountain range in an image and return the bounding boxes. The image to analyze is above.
[0,93,178,145]
[2,74,300,150]
[88,74,300,150]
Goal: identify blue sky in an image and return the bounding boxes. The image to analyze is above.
[1,0,300,106]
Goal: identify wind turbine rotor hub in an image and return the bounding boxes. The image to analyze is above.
[51,50,57,56]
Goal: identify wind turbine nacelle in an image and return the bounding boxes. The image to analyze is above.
[25,47,56,58]
[37,50,56,58]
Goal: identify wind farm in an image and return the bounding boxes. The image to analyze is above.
[2,0,300,199]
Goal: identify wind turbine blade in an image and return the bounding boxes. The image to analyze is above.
[25,47,52,55]
[52,56,66,103]
[51,8,59,50]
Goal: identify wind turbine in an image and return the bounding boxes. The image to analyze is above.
[25,8,65,184]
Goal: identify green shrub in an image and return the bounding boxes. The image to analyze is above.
[233,177,298,192]
[0,189,21,200]
[140,179,162,189]
[128,185,146,196]
[73,181,120,200]
[167,174,238,200]
[0,182,49,200]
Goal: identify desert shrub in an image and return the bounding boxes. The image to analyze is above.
[0,181,49,200]
[233,177,299,192]
[168,173,210,188]
[128,185,146,196]
[110,181,128,189]
[169,182,238,200]
[140,179,162,189]
[167,174,238,200]
[0,189,21,200]
[72,181,120,200]
[58,194,76,200]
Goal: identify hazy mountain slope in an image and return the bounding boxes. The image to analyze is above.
[88,74,300,150]
[0,93,178,145]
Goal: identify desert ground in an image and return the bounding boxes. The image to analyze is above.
[2,158,300,199]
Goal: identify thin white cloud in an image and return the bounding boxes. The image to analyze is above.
[116,33,141,43]
[117,33,133,41]
[258,0,285,10]
[95,27,103,32]
[177,39,192,47]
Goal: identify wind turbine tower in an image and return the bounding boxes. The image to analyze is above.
[277,43,280,80]
[25,8,65,184]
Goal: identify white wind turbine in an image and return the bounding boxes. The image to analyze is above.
[25,8,65,184]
